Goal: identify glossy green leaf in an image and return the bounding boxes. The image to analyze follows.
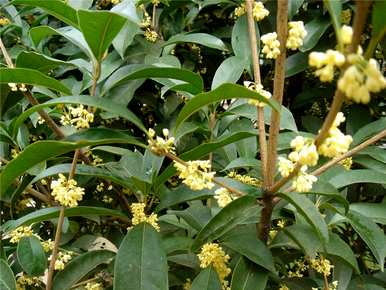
[367,1,386,57]
[175,83,279,130]
[16,51,72,73]
[223,157,261,171]
[0,68,71,95]
[52,250,115,290]
[222,225,276,273]
[352,118,386,146]
[284,224,321,259]
[300,17,331,52]
[114,223,168,290]
[326,233,359,273]
[329,169,386,188]
[77,10,126,61]
[231,257,268,290]
[323,0,341,38]
[1,207,127,233]
[346,210,386,271]
[211,56,246,90]
[190,266,221,290]
[12,96,146,136]
[191,196,257,251]
[17,236,47,276]
[163,33,227,51]
[0,134,142,199]
[279,192,329,244]
[13,0,78,27]
[349,203,386,225]
[0,260,16,290]
[288,0,304,19]
[285,52,308,77]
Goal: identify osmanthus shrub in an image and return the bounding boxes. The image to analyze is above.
[0,0,385,290]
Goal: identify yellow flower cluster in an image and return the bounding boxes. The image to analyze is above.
[292,166,317,192]
[8,226,36,244]
[0,17,11,26]
[339,157,352,170]
[51,174,85,207]
[16,274,41,290]
[228,171,261,187]
[341,9,352,25]
[111,0,121,4]
[278,285,290,290]
[11,148,19,159]
[261,32,281,59]
[287,258,308,278]
[197,243,231,286]
[85,282,103,290]
[234,1,269,21]
[130,203,160,231]
[148,128,175,155]
[214,188,236,208]
[310,255,333,276]
[60,105,94,129]
[50,251,73,270]
[183,279,192,290]
[41,239,54,252]
[289,136,319,166]
[144,28,158,42]
[338,57,386,104]
[286,21,307,50]
[340,25,353,45]
[309,50,345,82]
[91,154,103,166]
[244,81,272,107]
[277,157,295,178]
[312,281,339,290]
[174,160,215,190]
[8,83,27,92]
[319,112,353,158]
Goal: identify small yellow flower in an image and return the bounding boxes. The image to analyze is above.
[174,160,215,190]
[183,279,192,290]
[234,1,269,21]
[214,188,236,208]
[111,0,121,4]
[278,284,290,290]
[11,148,19,159]
[309,50,345,82]
[8,226,36,244]
[0,17,11,26]
[244,81,272,107]
[130,203,160,231]
[91,154,103,166]
[339,157,352,170]
[341,9,352,25]
[16,273,41,290]
[197,243,231,283]
[261,32,281,59]
[41,239,54,252]
[277,219,286,228]
[310,255,333,276]
[227,171,262,187]
[286,21,307,50]
[50,174,85,207]
[340,25,353,45]
[144,28,158,42]
[96,182,105,192]
[147,128,175,155]
[85,282,103,290]
[292,166,317,192]
[278,157,295,177]
[50,251,73,270]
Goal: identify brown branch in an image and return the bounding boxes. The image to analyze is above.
[350,0,372,54]
[265,0,289,187]
[0,38,14,67]
[245,0,268,187]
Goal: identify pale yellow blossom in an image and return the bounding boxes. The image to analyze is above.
[147,128,175,155]
[244,81,272,107]
[261,32,281,59]
[174,160,215,190]
[130,203,160,231]
[51,174,85,207]
[286,21,307,50]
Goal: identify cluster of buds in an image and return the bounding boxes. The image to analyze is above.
[147,128,175,155]
[130,203,160,231]
[138,4,158,42]
[243,81,272,107]
[319,112,353,158]
[60,105,94,129]
[51,174,85,207]
[174,160,215,190]
[49,251,73,270]
[309,50,345,82]
[214,188,237,208]
[16,273,41,289]
[8,83,27,92]
[228,171,262,187]
[234,1,269,21]
[286,21,307,50]
[261,32,281,59]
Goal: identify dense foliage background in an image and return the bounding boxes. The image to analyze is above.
[0,0,385,290]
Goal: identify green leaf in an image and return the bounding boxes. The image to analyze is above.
[13,0,78,27]
[300,17,331,52]
[231,15,259,67]
[0,260,16,290]
[223,157,261,171]
[366,1,386,57]
[288,0,304,19]
[12,96,146,136]
[102,65,204,95]
[52,250,115,290]
[175,83,279,130]
[16,51,72,73]
[114,223,168,290]
[190,266,221,290]
[346,210,386,271]
[284,224,321,259]
[329,169,386,188]
[279,192,329,244]
[211,56,246,90]
[352,118,386,146]
[349,203,386,225]
[285,52,308,77]
[222,225,276,273]
[0,68,71,95]
[191,196,257,251]
[326,233,360,273]
[2,207,127,233]
[77,10,126,61]
[231,257,268,290]
[323,0,341,39]
[17,236,47,276]
[163,33,227,51]
[0,135,142,200]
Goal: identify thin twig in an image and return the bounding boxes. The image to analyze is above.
[245,0,268,187]
[0,38,14,67]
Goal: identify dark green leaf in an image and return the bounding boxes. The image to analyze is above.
[326,233,359,273]
[114,223,168,290]
[231,257,268,290]
[53,250,115,290]
[300,17,331,52]
[163,33,227,51]
[288,0,304,19]
[349,203,386,225]
[0,68,71,95]
[285,52,308,77]
[323,0,341,37]
[190,266,221,290]
[77,10,126,61]
[16,51,72,73]
[0,260,16,290]
[279,192,329,244]
[284,224,321,258]
[191,196,257,251]
[175,83,279,130]
[17,236,47,276]
[211,56,246,90]
[352,118,386,146]
[329,169,386,188]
